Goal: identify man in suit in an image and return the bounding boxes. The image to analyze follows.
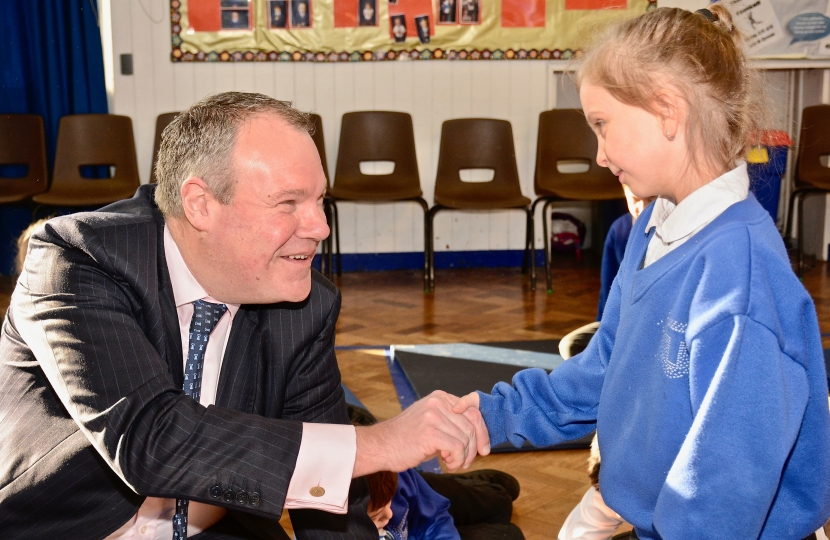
[0,92,488,539]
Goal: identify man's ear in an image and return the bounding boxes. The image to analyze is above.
[180,177,213,232]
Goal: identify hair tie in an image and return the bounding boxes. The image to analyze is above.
[696,8,715,22]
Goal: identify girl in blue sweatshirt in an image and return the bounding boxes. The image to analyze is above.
[455,5,830,539]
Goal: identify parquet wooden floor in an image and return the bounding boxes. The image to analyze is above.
[2,250,830,539]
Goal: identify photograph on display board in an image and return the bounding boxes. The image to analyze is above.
[222,9,250,29]
[415,14,431,43]
[221,0,249,6]
[438,0,457,24]
[389,0,398,5]
[269,0,288,28]
[459,0,479,24]
[391,14,407,41]
[359,0,378,26]
[292,0,312,27]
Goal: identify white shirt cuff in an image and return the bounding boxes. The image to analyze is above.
[285,423,357,514]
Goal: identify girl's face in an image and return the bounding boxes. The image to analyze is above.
[580,82,684,202]
[369,501,393,530]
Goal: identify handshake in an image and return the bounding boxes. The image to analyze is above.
[353,390,485,478]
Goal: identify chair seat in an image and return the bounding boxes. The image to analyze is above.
[32,182,138,206]
[328,181,423,201]
[434,192,530,210]
[534,176,624,201]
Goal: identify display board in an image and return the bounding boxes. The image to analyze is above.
[727,0,830,59]
[170,0,654,62]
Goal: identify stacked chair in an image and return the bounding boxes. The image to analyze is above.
[329,111,429,291]
[531,109,624,293]
[33,114,140,208]
[150,112,181,184]
[428,118,533,292]
[308,113,338,279]
[0,115,48,204]
[787,105,830,277]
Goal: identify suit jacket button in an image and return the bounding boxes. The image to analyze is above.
[223,489,235,502]
[249,492,261,506]
[209,485,222,499]
[235,490,248,504]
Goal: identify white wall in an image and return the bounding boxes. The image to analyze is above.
[105,0,570,255]
[102,0,822,256]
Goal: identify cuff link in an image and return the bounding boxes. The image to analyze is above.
[309,486,326,497]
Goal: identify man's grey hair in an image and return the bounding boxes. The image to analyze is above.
[154,92,314,218]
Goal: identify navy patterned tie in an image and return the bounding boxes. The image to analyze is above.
[173,299,228,540]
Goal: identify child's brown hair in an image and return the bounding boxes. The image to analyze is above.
[577,5,766,175]
[364,470,398,512]
[15,218,50,276]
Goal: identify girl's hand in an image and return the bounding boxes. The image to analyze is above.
[452,391,481,414]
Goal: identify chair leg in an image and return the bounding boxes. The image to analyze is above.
[427,206,441,293]
[786,187,815,247]
[530,198,548,293]
[797,192,806,277]
[414,198,431,293]
[792,188,821,277]
[524,207,536,292]
[331,201,342,277]
[321,200,332,278]
[542,199,556,294]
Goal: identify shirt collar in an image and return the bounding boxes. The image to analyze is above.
[164,224,240,316]
[645,163,749,244]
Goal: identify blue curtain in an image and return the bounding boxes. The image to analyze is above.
[0,0,108,275]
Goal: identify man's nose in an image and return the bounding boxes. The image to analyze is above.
[301,203,330,242]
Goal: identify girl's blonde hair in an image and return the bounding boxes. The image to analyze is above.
[577,5,766,173]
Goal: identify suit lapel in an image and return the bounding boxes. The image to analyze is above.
[215,308,261,413]
[157,219,184,389]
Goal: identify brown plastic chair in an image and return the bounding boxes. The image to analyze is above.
[330,111,429,290]
[532,109,624,292]
[428,118,532,292]
[787,105,830,276]
[0,114,48,203]
[149,112,180,183]
[33,114,140,207]
[307,113,338,279]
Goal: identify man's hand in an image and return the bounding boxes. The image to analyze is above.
[353,390,490,478]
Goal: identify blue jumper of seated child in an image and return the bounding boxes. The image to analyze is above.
[454,5,830,540]
[373,469,459,540]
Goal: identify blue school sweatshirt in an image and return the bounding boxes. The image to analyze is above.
[598,213,633,320]
[478,194,830,539]
[383,469,459,540]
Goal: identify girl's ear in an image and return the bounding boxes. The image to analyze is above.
[654,88,684,142]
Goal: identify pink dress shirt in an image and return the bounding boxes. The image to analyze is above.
[105,226,356,540]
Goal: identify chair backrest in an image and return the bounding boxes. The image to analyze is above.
[433,118,526,208]
[150,112,180,184]
[796,105,830,189]
[37,114,140,206]
[331,111,422,200]
[534,109,622,201]
[308,113,330,185]
[0,114,49,203]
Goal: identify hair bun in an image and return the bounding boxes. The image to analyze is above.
[707,3,738,38]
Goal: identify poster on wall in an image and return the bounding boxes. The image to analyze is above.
[171,0,653,62]
[723,0,830,59]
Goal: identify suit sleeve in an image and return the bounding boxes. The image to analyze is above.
[477,272,622,448]
[652,315,809,538]
[274,283,377,538]
[13,221,309,520]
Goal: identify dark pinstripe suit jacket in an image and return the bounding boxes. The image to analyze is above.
[0,185,376,540]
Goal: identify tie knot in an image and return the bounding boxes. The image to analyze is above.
[191,299,228,336]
